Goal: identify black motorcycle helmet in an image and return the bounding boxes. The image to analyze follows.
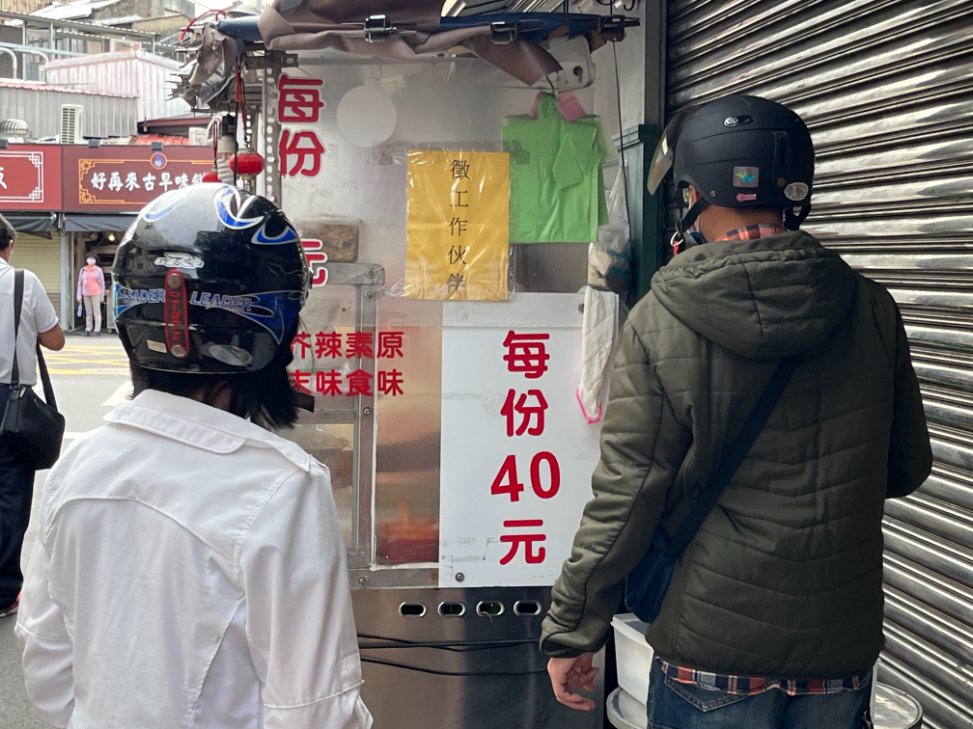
[113,183,310,374]
[648,94,815,242]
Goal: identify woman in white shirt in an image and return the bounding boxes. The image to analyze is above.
[16,186,372,729]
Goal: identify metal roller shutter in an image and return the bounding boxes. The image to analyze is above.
[10,233,61,301]
[665,2,973,727]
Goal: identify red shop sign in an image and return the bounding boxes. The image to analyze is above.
[0,145,62,210]
[62,146,213,212]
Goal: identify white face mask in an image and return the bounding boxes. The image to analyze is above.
[86,258,96,265]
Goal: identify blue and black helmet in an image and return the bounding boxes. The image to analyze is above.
[113,183,310,374]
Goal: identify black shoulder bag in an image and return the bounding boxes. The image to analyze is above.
[0,270,66,470]
[624,355,800,623]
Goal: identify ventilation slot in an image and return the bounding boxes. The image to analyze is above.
[475,601,505,617]
[438,602,466,617]
[513,600,541,616]
[398,603,427,618]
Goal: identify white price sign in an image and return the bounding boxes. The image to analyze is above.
[439,294,602,587]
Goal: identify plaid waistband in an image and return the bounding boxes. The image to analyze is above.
[659,659,872,697]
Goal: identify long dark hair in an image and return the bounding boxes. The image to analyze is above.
[130,349,300,431]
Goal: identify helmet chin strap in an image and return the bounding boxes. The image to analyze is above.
[673,198,710,253]
[784,205,811,230]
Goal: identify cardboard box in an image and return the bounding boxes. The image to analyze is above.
[296,218,360,262]
[611,613,653,705]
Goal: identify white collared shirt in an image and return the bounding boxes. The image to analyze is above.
[16,389,373,729]
[0,257,59,386]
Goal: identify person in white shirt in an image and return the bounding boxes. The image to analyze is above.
[16,185,373,729]
[0,214,65,620]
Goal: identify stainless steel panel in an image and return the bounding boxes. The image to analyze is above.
[915,472,973,512]
[884,495,973,551]
[668,1,973,107]
[883,624,973,726]
[884,587,973,671]
[912,362,972,393]
[510,242,589,294]
[878,657,964,729]
[929,434,973,472]
[352,587,603,729]
[884,554,973,630]
[809,216,973,244]
[922,397,973,435]
[883,520,973,588]
[902,324,973,354]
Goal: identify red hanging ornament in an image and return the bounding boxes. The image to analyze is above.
[201,169,221,183]
[228,150,264,177]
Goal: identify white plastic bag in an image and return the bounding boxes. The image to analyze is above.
[588,167,632,300]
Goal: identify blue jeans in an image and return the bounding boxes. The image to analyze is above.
[647,658,873,729]
[0,385,36,606]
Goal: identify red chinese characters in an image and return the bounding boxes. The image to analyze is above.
[280,130,326,177]
[278,75,325,122]
[501,388,548,437]
[301,239,329,288]
[289,329,406,398]
[499,519,546,566]
[316,331,343,359]
[502,330,550,379]
[278,74,326,178]
[493,329,562,567]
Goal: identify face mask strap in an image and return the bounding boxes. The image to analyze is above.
[784,205,811,230]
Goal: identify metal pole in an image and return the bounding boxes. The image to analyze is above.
[59,228,71,328]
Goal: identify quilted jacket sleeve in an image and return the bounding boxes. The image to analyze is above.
[540,313,691,657]
[886,307,932,498]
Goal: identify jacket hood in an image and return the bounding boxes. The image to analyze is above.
[651,231,857,360]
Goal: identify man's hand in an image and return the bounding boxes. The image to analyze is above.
[547,654,598,711]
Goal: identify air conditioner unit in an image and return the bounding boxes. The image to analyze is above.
[188,127,209,145]
[60,104,84,144]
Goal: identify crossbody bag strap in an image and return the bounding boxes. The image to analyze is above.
[35,343,57,409]
[665,355,801,557]
[10,269,24,387]
[8,270,57,408]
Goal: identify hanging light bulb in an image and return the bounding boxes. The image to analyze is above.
[217,114,238,155]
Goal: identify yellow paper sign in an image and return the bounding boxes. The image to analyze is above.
[405,150,509,301]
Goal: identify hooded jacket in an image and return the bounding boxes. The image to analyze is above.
[540,231,931,679]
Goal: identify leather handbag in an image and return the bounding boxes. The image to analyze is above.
[0,270,65,470]
[624,355,800,623]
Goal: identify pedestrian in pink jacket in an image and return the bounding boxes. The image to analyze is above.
[76,256,106,336]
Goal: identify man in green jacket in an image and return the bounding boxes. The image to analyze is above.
[540,95,932,729]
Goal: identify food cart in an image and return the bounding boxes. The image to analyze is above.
[176,4,640,727]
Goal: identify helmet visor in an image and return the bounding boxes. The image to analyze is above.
[647,107,696,194]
